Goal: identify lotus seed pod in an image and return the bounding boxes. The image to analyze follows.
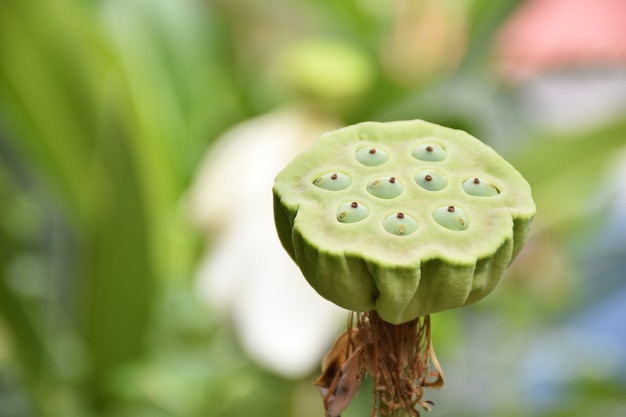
[273,119,535,325]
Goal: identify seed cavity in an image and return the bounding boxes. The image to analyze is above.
[356,146,389,166]
[337,201,369,223]
[415,169,448,191]
[383,212,418,236]
[412,142,447,161]
[313,172,351,191]
[367,176,403,199]
[433,205,469,231]
[463,177,500,196]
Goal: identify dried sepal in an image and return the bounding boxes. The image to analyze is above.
[316,312,444,417]
[314,328,367,417]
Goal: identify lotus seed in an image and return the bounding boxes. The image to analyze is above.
[366,176,403,199]
[412,142,447,161]
[356,146,389,166]
[383,212,418,236]
[337,201,369,223]
[463,177,499,196]
[415,169,448,191]
[313,172,352,191]
[434,205,469,231]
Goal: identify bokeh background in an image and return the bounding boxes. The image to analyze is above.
[1,0,626,416]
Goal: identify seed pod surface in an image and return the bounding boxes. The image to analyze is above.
[273,120,535,324]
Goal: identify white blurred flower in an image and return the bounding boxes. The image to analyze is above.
[187,106,346,378]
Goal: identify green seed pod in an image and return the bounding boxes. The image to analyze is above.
[273,120,535,324]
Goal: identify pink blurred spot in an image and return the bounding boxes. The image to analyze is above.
[496,0,626,81]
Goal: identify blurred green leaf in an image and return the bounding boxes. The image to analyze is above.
[511,120,626,231]
[0,0,236,412]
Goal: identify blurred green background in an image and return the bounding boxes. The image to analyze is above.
[1,0,625,416]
